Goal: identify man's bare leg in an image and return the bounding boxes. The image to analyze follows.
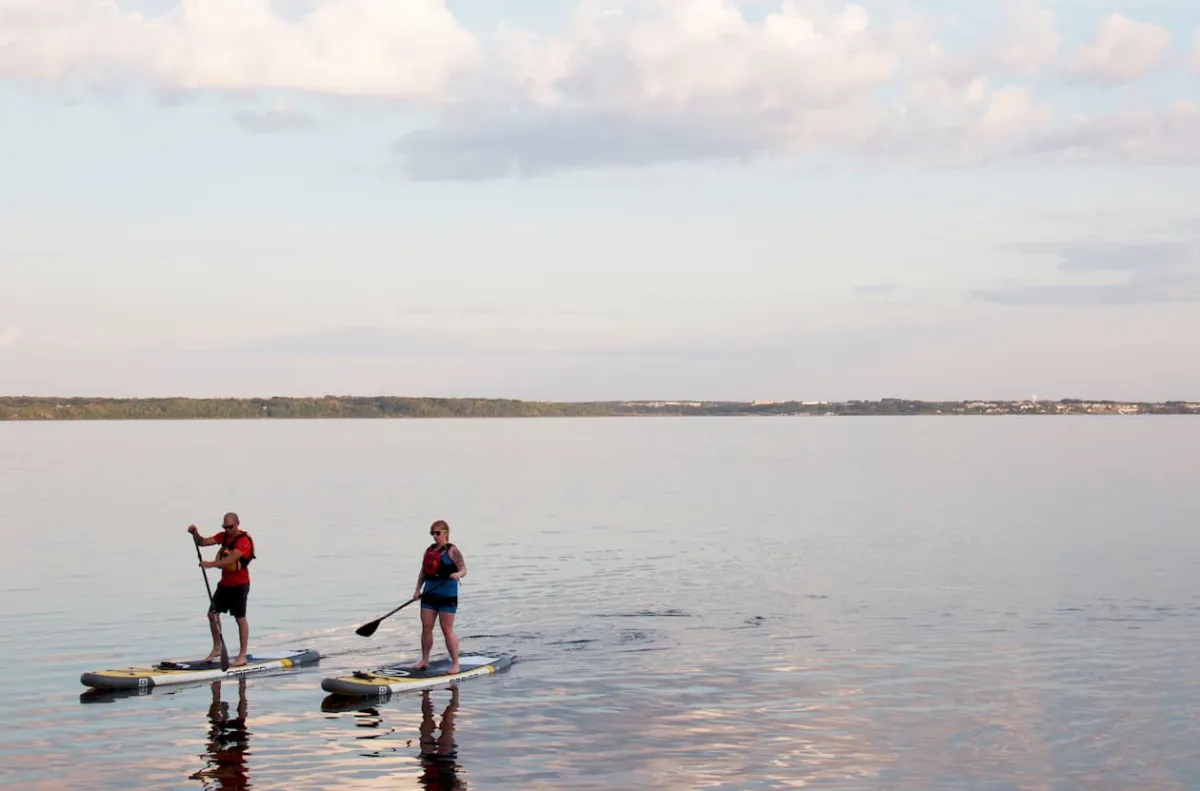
[203,611,223,662]
[231,616,249,667]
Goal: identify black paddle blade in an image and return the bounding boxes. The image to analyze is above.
[219,641,230,672]
[355,594,421,637]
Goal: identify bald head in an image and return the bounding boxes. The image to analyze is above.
[223,512,240,528]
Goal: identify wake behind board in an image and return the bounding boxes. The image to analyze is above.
[80,648,320,691]
[321,652,515,697]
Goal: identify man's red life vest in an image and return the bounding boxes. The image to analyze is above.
[220,530,255,569]
[215,530,255,587]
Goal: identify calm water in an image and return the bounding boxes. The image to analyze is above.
[1,416,1198,790]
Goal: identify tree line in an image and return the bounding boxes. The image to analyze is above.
[2,396,1197,420]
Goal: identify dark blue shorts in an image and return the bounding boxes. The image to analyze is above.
[420,593,458,614]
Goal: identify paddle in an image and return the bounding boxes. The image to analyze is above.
[356,579,447,638]
[193,533,230,672]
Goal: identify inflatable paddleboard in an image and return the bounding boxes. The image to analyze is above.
[321,652,515,697]
[80,648,320,691]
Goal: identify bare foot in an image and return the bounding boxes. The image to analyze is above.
[230,656,248,668]
[411,661,429,671]
[203,652,221,663]
[448,665,460,674]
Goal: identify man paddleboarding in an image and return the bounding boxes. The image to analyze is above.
[189,513,255,668]
[413,520,467,673]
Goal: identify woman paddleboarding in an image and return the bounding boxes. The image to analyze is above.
[412,520,467,673]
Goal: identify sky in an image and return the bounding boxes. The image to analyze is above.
[1,0,1199,402]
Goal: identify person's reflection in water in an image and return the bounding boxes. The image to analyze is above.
[190,677,251,790]
[418,686,465,790]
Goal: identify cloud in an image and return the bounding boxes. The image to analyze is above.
[396,2,1068,177]
[1067,14,1172,84]
[1015,100,1200,164]
[0,327,19,349]
[0,0,477,100]
[493,1,902,112]
[1003,240,1194,273]
[975,230,1200,305]
[232,100,317,133]
[990,1,1061,75]
[391,3,1198,178]
[3,1,1199,178]
[396,108,772,179]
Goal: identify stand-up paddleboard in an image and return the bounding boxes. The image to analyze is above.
[80,648,320,691]
[321,652,515,697]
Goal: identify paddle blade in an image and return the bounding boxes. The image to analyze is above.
[219,641,230,672]
[355,595,420,637]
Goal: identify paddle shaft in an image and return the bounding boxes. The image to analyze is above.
[356,578,450,637]
[193,535,216,600]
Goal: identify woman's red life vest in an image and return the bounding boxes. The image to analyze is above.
[422,543,455,579]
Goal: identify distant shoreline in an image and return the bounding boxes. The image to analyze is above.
[2,396,1198,420]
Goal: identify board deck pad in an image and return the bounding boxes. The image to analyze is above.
[80,648,321,690]
[321,652,515,697]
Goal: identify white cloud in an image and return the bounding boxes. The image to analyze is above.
[1017,100,1200,164]
[391,2,1194,177]
[972,85,1053,143]
[0,0,477,100]
[1068,13,1172,84]
[978,229,1200,306]
[495,1,901,113]
[397,1,1060,176]
[991,2,1061,75]
[1,1,1198,177]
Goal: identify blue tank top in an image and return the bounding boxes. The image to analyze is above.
[422,548,458,597]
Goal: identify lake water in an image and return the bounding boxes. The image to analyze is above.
[1,416,1198,790]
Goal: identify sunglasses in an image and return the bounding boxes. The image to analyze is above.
[430,529,444,535]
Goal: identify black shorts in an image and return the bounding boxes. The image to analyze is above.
[210,584,249,619]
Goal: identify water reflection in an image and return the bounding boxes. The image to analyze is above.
[79,686,155,704]
[417,687,463,791]
[189,678,251,791]
[320,686,466,790]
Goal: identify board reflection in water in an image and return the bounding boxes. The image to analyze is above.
[191,678,251,791]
